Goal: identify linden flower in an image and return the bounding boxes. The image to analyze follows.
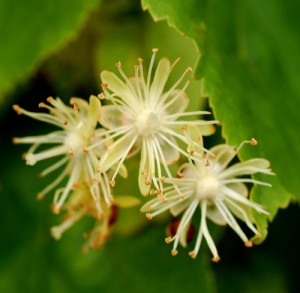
[50,186,116,251]
[51,185,141,251]
[92,48,217,195]
[13,95,116,216]
[141,138,274,262]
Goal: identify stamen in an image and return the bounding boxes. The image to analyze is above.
[236,137,258,154]
[221,186,268,214]
[134,63,144,105]
[158,131,207,165]
[171,200,198,252]
[165,237,172,244]
[251,138,258,145]
[215,200,248,242]
[200,201,219,260]
[38,102,46,108]
[36,193,44,200]
[116,61,122,68]
[171,249,178,256]
[146,198,182,218]
[46,96,54,104]
[146,48,158,91]
[158,80,191,111]
[244,241,253,247]
[109,134,138,183]
[12,137,20,144]
[101,82,108,90]
[51,207,86,240]
[225,198,260,235]
[167,110,211,119]
[98,93,105,100]
[205,160,211,166]
[12,105,24,115]
[212,256,221,263]
[13,104,68,128]
[98,171,112,206]
[88,124,134,151]
[150,137,164,192]
[153,136,183,197]
[53,163,81,212]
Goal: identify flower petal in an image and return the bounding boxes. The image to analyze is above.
[220,158,272,179]
[170,199,190,217]
[87,95,101,130]
[113,195,141,208]
[140,197,157,213]
[227,182,248,197]
[160,134,180,165]
[179,219,191,248]
[197,124,216,136]
[149,58,170,101]
[138,171,151,196]
[99,105,124,130]
[99,132,136,172]
[111,162,128,178]
[70,97,89,115]
[101,71,131,96]
[206,204,227,225]
[185,125,204,155]
[162,89,189,115]
[127,137,142,159]
[210,144,236,170]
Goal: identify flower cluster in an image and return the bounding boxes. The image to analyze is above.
[91,48,217,195]
[13,49,273,259]
[141,134,273,261]
[13,96,116,213]
[13,95,125,249]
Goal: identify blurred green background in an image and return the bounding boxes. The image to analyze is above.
[1,0,299,292]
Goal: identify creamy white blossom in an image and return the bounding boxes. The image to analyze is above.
[90,49,217,195]
[13,95,117,216]
[141,138,274,262]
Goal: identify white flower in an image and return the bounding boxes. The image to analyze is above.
[13,95,115,216]
[141,138,274,262]
[91,48,217,195]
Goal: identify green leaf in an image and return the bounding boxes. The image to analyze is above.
[0,0,100,99]
[142,0,300,239]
